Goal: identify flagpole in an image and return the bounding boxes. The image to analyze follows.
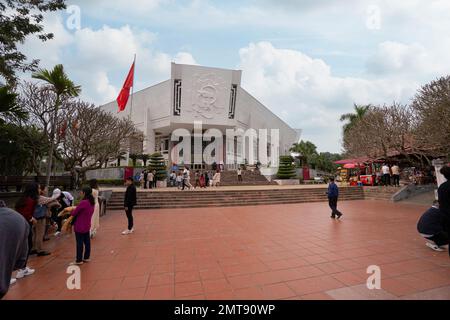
[127,54,136,167]
[129,53,136,119]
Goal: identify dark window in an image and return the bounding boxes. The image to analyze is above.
[173,79,182,116]
[228,84,237,119]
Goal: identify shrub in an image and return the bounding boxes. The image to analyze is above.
[276,155,297,179]
[148,152,168,181]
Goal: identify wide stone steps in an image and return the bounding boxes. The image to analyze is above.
[219,170,276,186]
[107,187,364,209]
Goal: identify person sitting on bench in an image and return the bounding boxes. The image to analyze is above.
[417,201,449,251]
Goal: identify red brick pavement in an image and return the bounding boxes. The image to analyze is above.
[4,200,450,300]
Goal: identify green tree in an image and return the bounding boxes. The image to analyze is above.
[148,152,167,181]
[340,104,371,133]
[129,153,139,167]
[139,153,150,166]
[276,155,296,179]
[0,86,27,123]
[32,64,81,187]
[289,140,318,166]
[0,0,66,85]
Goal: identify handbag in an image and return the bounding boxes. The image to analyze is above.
[33,204,47,219]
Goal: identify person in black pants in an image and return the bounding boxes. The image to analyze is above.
[143,170,148,189]
[417,201,449,251]
[122,177,137,235]
[326,177,343,219]
[438,166,450,257]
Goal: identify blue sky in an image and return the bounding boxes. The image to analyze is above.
[19,0,450,153]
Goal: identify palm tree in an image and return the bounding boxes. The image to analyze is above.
[289,140,318,167]
[139,153,150,166]
[0,86,27,123]
[340,104,371,133]
[114,151,127,167]
[32,64,81,187]
[129,153,139,167]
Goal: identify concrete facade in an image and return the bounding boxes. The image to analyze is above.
[101,63,299,169]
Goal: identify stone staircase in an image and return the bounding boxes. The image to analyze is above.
[362,186,401,201]
[219,169,276,186]
[107,186,365,210]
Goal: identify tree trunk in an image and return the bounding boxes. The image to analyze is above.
[45,97,60,188]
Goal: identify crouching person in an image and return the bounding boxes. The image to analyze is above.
[417,201,449,251]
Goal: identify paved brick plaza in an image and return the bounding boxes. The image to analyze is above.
[5,200,450,300]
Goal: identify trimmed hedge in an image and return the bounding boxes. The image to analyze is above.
[277,155,297,179]
[148,152,167,181]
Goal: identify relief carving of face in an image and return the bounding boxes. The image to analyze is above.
[188,73,225,119]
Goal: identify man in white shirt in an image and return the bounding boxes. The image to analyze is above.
[381,164,391,186]
[391,164,400,186]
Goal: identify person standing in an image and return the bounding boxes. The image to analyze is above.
[122,177,137,235]
[70,186,95,265]
[14,183,38,279]
[89,179,100,238]
[148,170,154,189]
[170,171,177,187]
[391,164,400,187]
[327,177,343,219]
[381,163,391,186]
[237,167,243,183]
[152,170,157,188]
[32,185,59,257]
[176,172,183,189]
[438,166,450,257]
[143,170,148,189]
[199,173,206,188]
[194,170,201,189]
[0,205,30,299]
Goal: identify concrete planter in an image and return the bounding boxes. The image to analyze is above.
[274,179,299,185]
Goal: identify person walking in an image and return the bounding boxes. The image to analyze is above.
[70,186,95,265]
[182,167,193,190]
[327,177,343,219]
[14,183,39,279]
[89,179,100,238]
[237,167,243,183]
[437,166,450,257]
[122,177,137,235]
[0,204,30,299]
[392,164,400,187]
[212,169,221,187]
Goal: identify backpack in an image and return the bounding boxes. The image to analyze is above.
[33,204,47,219]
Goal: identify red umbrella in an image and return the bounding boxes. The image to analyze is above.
[343,163,365,169]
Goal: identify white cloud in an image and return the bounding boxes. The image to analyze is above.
[19,14,196,105]
[238,41,423,153]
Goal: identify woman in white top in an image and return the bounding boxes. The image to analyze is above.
[212,170,221,187]
[89,179,100,238]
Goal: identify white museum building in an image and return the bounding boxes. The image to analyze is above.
[101,63,300,170]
